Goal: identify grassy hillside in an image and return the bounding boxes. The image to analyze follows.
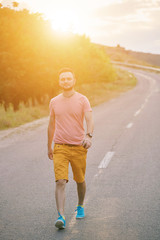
[97,44,160,68]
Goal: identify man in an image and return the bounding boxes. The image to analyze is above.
[48,67,94,229]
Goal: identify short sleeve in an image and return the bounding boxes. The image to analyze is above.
[83,96,92,112]
[49,99,54,117]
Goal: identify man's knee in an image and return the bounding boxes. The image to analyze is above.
[77,180,85,185]
[56,179,67,188]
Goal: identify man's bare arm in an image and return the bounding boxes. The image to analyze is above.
[82,111,94,149]
[48,114,55,160]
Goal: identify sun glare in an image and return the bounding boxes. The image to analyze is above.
[44,7,87,34]
[51,10,75,32]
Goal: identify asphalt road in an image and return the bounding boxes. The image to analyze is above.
[0,68,160,240]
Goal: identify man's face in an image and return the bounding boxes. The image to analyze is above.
[59,72,76,91]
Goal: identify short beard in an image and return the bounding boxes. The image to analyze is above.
[62,86,74,91]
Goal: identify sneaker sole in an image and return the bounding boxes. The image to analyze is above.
[55,220,65,229]
[76,215,85,219]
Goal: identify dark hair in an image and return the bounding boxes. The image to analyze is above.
[58,67,75,77]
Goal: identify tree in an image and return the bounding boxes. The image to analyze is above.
[0,5,115,111]
[12,2,19,8]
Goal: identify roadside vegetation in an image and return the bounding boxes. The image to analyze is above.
[0,68,137,130]
[76,68,137,106]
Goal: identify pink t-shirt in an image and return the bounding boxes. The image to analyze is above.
[49,92,92,145]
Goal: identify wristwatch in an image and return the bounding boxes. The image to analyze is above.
[86,133,93,138]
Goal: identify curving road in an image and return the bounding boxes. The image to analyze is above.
[0,68,160,240]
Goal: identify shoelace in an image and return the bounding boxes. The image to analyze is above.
[75,206,83,212]
[58,211,61,217]
[58,211,65,220]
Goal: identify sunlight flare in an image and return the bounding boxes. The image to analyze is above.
[44,7,86,34]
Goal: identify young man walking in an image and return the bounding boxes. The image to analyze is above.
[48,68,94,229]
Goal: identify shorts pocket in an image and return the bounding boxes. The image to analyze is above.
[53,144,61,154]
[80,145,88,152]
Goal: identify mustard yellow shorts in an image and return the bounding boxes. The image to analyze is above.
[53,143,88,183]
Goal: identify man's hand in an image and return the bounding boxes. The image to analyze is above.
[48,148,53,160]
[82,136,92,149]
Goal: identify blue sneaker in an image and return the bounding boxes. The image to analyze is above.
[55,212,66,229]
[75,205,85,219]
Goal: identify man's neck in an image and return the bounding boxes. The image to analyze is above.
[62,89,75,98]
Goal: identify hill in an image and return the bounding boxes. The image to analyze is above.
[97,44,160,68]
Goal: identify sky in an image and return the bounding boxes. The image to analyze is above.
[2,0,160,54]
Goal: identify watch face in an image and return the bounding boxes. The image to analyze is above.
[87,133,93,138]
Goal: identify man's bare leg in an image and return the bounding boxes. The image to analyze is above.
[77,181,86,205]
[55,179,66,215]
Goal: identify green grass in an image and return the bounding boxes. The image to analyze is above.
[0,102,48,130]
[0,68,137,130]
[76,67,137,106]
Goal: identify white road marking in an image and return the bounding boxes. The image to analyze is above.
[94,169,102,178]
[68,215,77,228]
[132,72,157,121]
[141,104,145,109]
[98,152,115,169]
[134,109,141,116]
[126,122,133,128]
[135,73,156,82]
